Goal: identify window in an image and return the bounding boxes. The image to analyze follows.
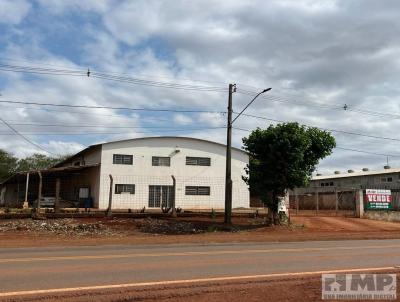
[115,184,135,194]
[185,186,211,195]
[381,177,393,183]
[186,157,211,166]
[79,187,89,198]
[113,154,133,165]
[320,182,334,187]
[152,156,171,166]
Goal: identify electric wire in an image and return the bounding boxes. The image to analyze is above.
[0,117,54,155]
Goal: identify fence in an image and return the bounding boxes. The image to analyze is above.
[99,175,249,210]
[289,187,357,216]
[289,184,400,216]
[0,172,250,211]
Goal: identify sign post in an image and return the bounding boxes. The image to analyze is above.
[365,189,392,210]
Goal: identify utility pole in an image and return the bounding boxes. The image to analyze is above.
[224,84,235,224]
[224,85,271,225]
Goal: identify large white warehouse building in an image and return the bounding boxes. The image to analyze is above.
[1,137,250,210]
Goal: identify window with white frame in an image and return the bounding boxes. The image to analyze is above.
[185,186,211,195]
[113,154,133,165]
[186,157,211,166]
[115,184,135,194]
[152,156,171,166]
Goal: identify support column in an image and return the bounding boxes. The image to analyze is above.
[23,173,29,209]
[335,189,339,215]
[54,178,60,213]
[106,174,113,217]
[356,189,364,218]
[16,175,20,206]
[295,188,299,215]
[316,190,319,216]
[37,172,42,211]
[171,175,177,217]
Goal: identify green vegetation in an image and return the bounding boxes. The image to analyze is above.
[242,122,336,224]
[0,150,18,183]
[0,150,68,182]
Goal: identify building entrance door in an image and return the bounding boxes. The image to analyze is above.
[148,185,174,208]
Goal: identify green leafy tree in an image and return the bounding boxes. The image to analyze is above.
[17,153,65,171]
[0,149,18,183]
[242,123,336,224]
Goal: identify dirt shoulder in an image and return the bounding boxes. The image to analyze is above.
[3,269,399,302]
[0,215,399,248]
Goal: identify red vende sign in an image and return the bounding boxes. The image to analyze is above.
[365,189,392,209]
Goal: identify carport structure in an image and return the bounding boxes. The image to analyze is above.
[0,164,100,209]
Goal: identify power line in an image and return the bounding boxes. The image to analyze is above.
[2,62,398,119]
[0,98,225,114]
[0,127,225,136]
[0,57,232,87]
[0,117,54,155]
[0,103,226,124]
[234,112,400,143]
[2,97,399,143]
[334,147,400,158]
[2,123,226,129]
[2,100,399,143]
[2,62,400,154]
[0,63,227,92]
[236,88,400,121]
[233,127,400,158]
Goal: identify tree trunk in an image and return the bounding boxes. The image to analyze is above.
[271,191,280,225]
[273,210,280,225]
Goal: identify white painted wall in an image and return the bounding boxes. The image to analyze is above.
[97,137,249,210]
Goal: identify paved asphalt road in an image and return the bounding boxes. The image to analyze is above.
[0,239,399,296]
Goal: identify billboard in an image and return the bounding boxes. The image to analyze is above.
[365,189,392,210]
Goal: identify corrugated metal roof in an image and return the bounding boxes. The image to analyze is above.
[312,168,400,180]
[1,164,100,185]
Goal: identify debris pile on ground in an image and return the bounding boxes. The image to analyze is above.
[0,219,119,236]
[135,218,244,234]
[136,218,204,235]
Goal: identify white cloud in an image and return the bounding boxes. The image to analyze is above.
[197,113,225,127]
[0,0,31,25]
[35,0,112,14]
[173,114,193,125]
[42,141,85,157]
[2,0,400,173]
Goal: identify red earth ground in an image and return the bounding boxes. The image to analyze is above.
[1,216,399,301]
[0,215,399,248]
[3,269,400,302]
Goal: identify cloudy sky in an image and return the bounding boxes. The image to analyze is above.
[1,0,400,175]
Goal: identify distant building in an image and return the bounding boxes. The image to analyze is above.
[310,166,400,190]
[290,166,400,212]
[0,137,250,210]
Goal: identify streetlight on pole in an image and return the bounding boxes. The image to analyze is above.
[224,86,272,224]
